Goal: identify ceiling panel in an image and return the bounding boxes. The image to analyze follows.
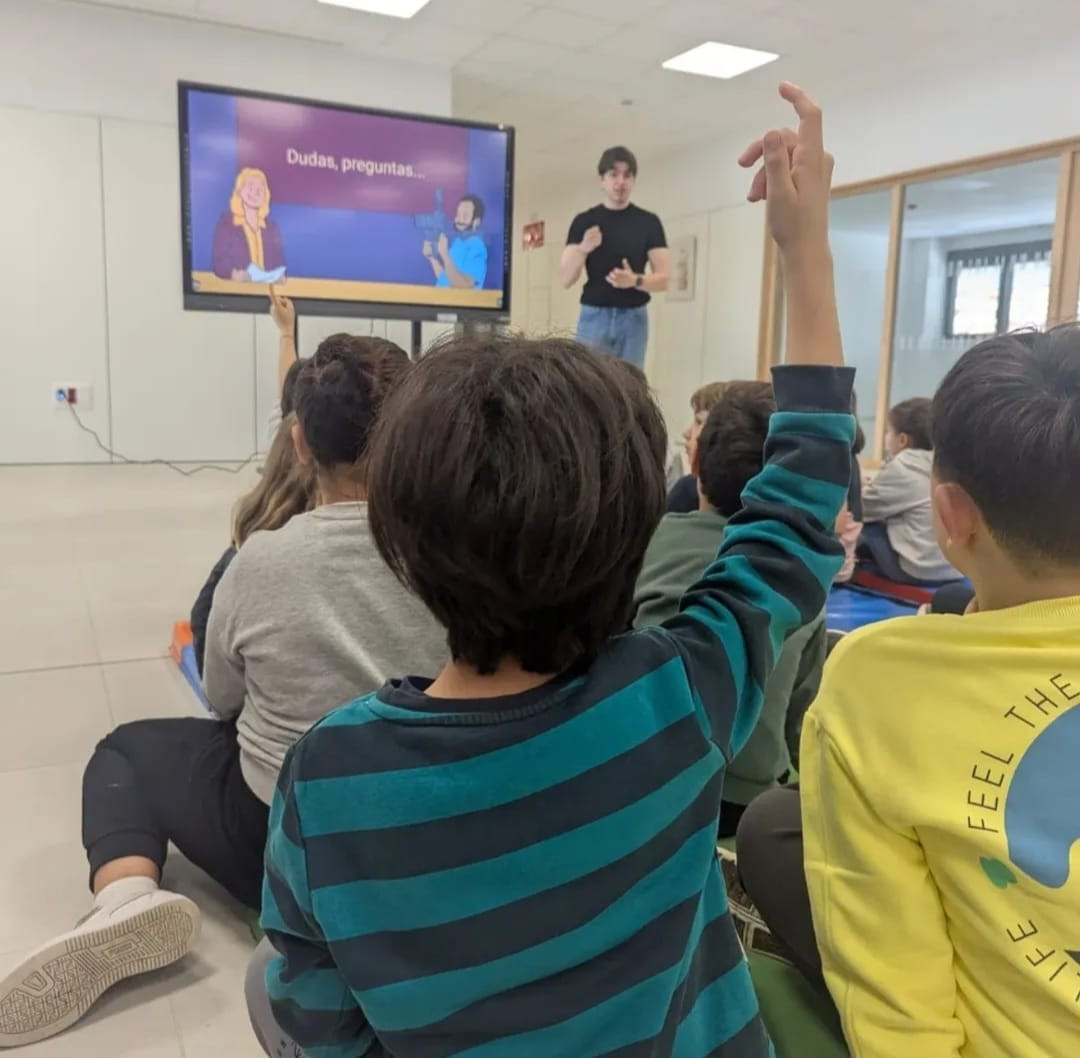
[509,8,622,46]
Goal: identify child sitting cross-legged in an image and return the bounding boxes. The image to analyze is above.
[246,82,855,1058]
[634,381,825,837]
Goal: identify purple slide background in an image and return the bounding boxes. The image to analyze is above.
[184,88,509,293]
[236,95,468,213]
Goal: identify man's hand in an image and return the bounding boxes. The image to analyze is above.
[738,82,834,255]
[437,232,450,261]
[231,268,250,282]
[581,225,603,254]
[422,240,435,259]
[606,258,638,290]
[269,285,296,337]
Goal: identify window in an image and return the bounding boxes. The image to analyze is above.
[945,240,1052,337]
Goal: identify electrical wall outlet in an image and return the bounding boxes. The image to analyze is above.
[52,383,94,411]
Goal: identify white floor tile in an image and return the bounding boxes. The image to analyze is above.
[0,666,111,771]
[0,465,262,1055]
[102,659,204,726]
[0,601,100,674]
[0,765,93,953]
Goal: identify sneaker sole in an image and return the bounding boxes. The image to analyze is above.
[0,899,200,1047]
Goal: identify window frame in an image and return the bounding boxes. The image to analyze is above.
[943,238,1053,339]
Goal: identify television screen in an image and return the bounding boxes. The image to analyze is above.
[179,82,514,320]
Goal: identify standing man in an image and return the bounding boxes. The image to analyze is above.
[424,194,488,290]
[560,147,670,368]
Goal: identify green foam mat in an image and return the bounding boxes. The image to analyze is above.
[748,952,848,1058]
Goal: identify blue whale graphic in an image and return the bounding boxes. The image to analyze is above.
[1005,706,1080,889]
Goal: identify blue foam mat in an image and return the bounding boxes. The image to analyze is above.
[826,586,917,633]
[176,644,212,712]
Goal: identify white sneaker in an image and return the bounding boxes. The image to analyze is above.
[0,888,200,1047]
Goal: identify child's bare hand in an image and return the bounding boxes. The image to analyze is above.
[738,83,834,254]
[269,285,296,336]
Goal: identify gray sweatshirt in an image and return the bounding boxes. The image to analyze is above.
[862,448,955,581]
[203,502,447,804]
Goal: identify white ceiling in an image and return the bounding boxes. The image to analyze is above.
[70,0,1080,197]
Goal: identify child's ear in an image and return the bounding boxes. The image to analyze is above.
[933,480,980,563]
[292,422,313,467]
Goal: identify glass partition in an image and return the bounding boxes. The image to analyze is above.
[888,157,1059,406]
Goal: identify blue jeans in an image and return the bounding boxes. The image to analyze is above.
[575,305,649,369]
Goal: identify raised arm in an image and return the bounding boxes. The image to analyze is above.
[269,286,297,394]
[661,84,852,758]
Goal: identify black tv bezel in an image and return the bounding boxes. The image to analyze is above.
[178,80,515,323]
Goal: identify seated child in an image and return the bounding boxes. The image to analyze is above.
[634,381,826,836]
[666,381,730,512]
[246,83,855,1058]
[190,412,316,675]
[859,397,956,583]
[0,335,447,1048]
[739,325,1080,1057]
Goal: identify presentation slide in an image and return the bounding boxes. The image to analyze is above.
[180,84,513,315]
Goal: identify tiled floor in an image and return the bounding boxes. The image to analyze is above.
[0,464,265,1055]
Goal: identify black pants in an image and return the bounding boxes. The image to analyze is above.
[82,717,270,911]
[736,787,831,999]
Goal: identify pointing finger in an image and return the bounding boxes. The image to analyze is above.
[779,82,822,154]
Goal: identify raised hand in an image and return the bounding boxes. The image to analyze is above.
[738,82,834,254]
[269,285,296,336]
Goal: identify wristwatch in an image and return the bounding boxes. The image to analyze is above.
[635,275,644,289]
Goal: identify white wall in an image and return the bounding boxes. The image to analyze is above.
[512,34,1080,437]
[0,0,451,464]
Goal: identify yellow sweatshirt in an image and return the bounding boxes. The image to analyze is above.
[802,598,1080,1057]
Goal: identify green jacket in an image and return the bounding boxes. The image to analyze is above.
[633,509,826,804]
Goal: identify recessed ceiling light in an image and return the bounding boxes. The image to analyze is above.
[662,41,779,80]
[317,0,432,17]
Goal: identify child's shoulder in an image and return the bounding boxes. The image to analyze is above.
[827,610,971,674]
[288,689,384,768]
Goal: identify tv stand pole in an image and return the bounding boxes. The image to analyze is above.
[411,319,422,361]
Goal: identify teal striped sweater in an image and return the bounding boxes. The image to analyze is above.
[261,364,855,1058]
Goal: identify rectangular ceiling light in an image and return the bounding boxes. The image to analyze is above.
[317,0,432,17]
[662,41,779,80]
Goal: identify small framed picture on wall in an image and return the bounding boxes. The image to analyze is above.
[668,235,697,301]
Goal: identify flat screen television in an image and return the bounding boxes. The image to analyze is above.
[178,82,514,320]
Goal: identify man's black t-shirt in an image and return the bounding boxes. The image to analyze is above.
[566,203,667,309]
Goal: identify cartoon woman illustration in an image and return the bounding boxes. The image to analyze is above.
[211,168,286,282]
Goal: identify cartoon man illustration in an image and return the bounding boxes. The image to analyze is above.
[212,167,287,283]
[423,194,487,290]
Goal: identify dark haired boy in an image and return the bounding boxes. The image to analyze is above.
[741,326,1080,1057]
[560,145,670,368]
[250,84,852,1058]
[634,382,826,837]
